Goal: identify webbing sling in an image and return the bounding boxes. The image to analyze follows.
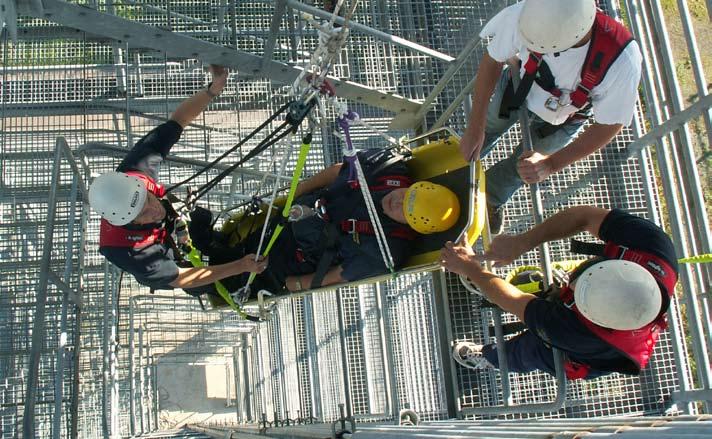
[310,223,341,289]
[246,133,313,287]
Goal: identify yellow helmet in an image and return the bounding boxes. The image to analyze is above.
[403,182,460,234]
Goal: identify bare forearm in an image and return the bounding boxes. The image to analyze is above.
[468,53,504,128]
[520,206,611,250]
[170,89,215,128]
[548,123,622,173]
[467,268,535,321]
[170,260,246,289]
[295,163,342,197]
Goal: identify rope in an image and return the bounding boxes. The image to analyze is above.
[338,109,396,272]
[293,0,358,104]
[165,101,292,194]
[251,140,295,276]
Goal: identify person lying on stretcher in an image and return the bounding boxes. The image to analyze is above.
[191,148,461,297]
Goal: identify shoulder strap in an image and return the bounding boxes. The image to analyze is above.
[506,52,544,113]
[602,242,677,298]
[569,12,634,108]
[310,222,341,289]
[570,238,678,296]
[125,170,166,197]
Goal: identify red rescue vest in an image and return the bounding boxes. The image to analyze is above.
[98,172,168,248]
[516,11,634,111]
[560,243,678,379]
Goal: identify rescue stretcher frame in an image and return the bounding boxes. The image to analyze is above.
[239,127,490,316]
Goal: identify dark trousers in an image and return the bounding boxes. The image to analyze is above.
[482,330,607,379]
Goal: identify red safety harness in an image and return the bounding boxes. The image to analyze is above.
[99,172,168,248]
[512,11,634,113]
[560,241,677,379]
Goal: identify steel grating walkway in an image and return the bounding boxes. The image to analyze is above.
[0,1,697,438]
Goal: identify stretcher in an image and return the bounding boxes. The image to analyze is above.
[207,128,488,316]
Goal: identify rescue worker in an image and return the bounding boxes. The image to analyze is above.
[460,0,643,233]
[441,206,678,380]
[195,147,462,295]
[88,65,268,296]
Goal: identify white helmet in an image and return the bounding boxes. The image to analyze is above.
[519,0,597,53]
[573,260,662,330]
[88,171,147,226]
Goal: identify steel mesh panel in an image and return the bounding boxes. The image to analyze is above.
[385,273,448,421]
[0,0,688,435]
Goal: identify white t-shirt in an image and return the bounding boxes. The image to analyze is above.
[480,3,642,126]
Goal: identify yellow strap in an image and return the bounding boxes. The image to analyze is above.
[247,136,312,285]
[187,246,247,316]
[679,254,712,264]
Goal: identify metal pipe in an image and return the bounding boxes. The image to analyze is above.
[336,290,354,418]
[284,0,454,62]
[139,325,145,435]
[649,0,712,283]
[101,262,111,439]
[624,0,708,411]
[492,309,513,407]
[52,170,81,439]
[626,94,712,155]
[262,0,288,70]
[22,137,64,438]
[675,0,712,153]
[642,0,712,407]
[375,283,397,419]
[129,295,137,436]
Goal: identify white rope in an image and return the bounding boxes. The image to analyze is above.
[352,156,396,271]
[252,140,295,266]
[291,0,357,103]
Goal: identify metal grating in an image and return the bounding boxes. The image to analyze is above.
[0,0,699,437]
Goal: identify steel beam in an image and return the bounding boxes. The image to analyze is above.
[626,93,712,156]
[22,138,64,438]
[34,0,423,128]
[284,0,454,63]
[262,0,288,71]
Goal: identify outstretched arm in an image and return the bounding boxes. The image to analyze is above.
[170,254,266,289]
[460,52,504,161]
[441,241,535,321]
[481,206,611,267]
[170,65,229,128]
[294,163,343,197]
[517,123,622,183]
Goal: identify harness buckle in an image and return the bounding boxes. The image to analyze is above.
[544,96,560,112]
[314,198,329,221]
[616,245,629,260]
[345,219,360,244]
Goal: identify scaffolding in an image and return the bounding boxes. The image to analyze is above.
[0,0,710,438]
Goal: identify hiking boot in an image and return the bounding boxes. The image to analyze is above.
[487,204,505,235]
[452,342,494,370]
